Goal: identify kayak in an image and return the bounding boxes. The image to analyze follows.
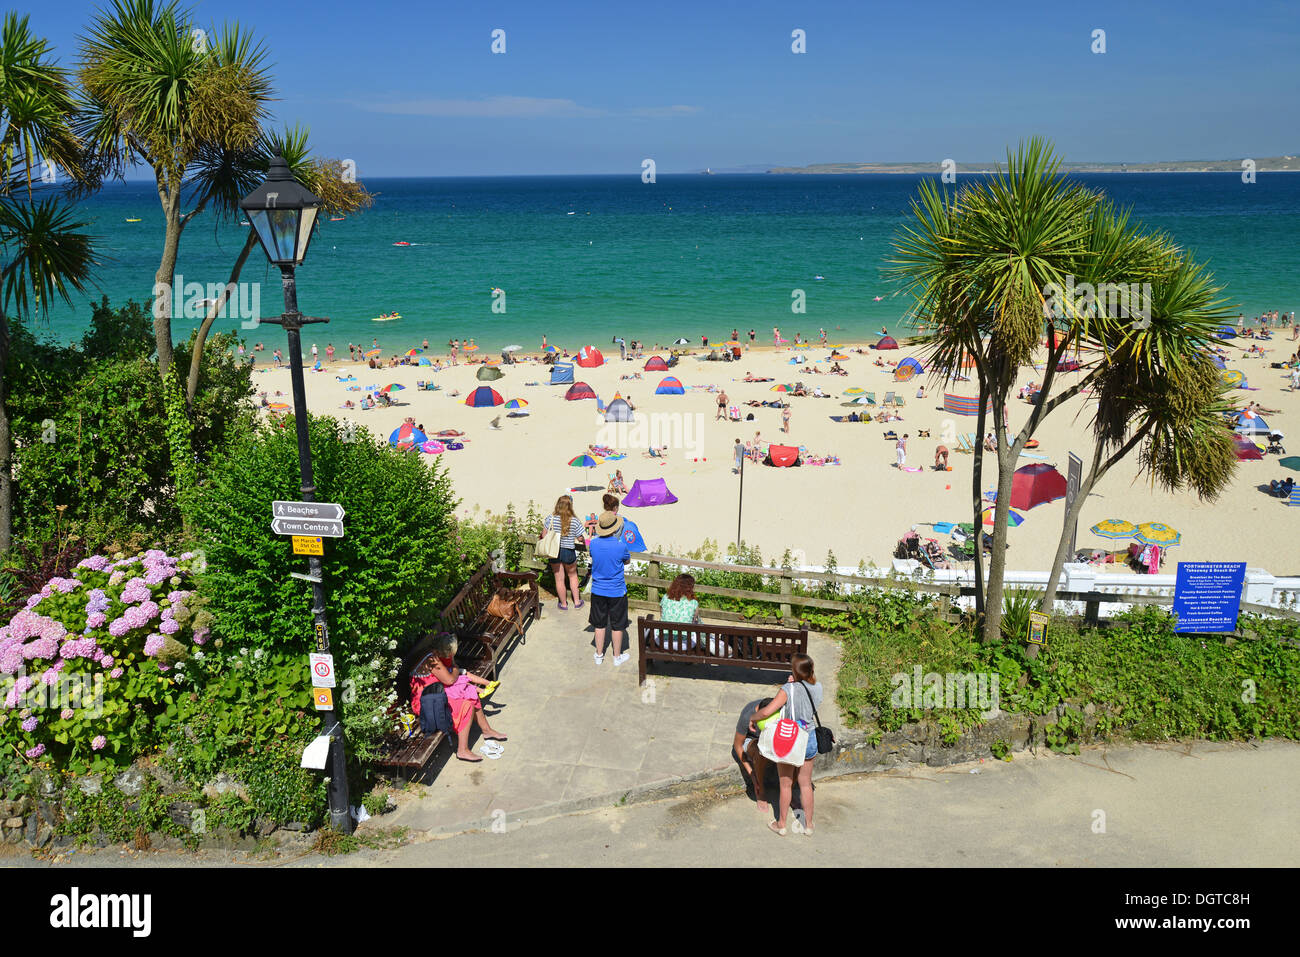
[392,241,411,246]
[372,313,402,322]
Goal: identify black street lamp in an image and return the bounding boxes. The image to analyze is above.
[241,155,352,833]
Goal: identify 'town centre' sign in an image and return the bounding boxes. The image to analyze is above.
[271,500,346,538]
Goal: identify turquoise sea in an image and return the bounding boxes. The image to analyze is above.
[36,173,1300,353]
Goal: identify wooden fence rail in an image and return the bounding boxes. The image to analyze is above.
[516,541,1300,628]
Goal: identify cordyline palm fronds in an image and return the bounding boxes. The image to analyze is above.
[76,0,272,381]
[183,124,374,402]
[1037,250,1237,612]
[888,137,1235,642]
[0,15,100,553]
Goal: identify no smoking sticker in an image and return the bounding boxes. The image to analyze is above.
[309,653,336,688]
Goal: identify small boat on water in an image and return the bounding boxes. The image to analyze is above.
[330,216,345,222]
[240,220,250,226]
[372,312,402,322]
[392,241,411,247]
[125,217,141,222]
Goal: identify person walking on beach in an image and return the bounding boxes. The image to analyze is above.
[716,389,729,420]
[422,338,429,350]
[325,343,334,364]
[733,438,745,474]
[451,340,459,365]
[310,343,318,364]
[896,433,908,468]
[542,495,585,611]
[782,404,791,434]
[589,511,632,666]
[773,327,781,350]
[749,653,822,836]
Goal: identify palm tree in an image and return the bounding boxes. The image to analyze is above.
[183,125,373,404]
[76,0,271,383]
[1036,252,1237,614]
[0,14,99,554]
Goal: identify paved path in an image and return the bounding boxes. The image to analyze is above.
[341,740,1299,867]
[384,608,842,833]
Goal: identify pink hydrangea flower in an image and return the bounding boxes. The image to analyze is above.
[78,554,110,572]
[0,648,22,675]
[86,612,107,629]
[159,618,181,635]
[91,735,106,750]
[20,716,38,732]
[143,634,165,657]
[107,617,130,637]
[192,627,209,646]
[23,637,58,661]
[60,708,74,720]
[25,744,44,759]
[100,655,114,667]
[109,667,123,679]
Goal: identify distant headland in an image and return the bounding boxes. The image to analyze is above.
[764,156,1299,174]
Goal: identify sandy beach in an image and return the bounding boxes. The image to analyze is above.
[251,336,1300,575]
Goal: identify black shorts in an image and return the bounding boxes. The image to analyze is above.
[588,593,630,631]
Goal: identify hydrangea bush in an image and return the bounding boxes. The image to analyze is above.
[0,550,210,772]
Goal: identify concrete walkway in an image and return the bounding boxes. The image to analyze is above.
[385,608,842,834]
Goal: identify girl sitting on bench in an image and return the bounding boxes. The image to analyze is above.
[658,574,701,651]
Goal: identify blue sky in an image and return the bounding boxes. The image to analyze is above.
[31,0,1300,175]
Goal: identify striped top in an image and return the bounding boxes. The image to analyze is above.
[544,514,585,549]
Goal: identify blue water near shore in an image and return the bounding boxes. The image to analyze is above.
[37,172,1300,353]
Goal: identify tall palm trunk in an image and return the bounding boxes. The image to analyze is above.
[153,179,183,378]
[969,398,988,621]
[186,232,258,403]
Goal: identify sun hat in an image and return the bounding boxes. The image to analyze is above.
[595,511,624,537]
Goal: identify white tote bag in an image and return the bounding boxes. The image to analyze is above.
[536,518,561,559]
[757,690,807,767]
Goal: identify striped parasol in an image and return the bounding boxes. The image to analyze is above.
[364,348,381,359]
[504,398,528,409]
[981,507,1025,527]
[267,402,291,413]
[843,387,866,396]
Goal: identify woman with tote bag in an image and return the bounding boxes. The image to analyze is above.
[541,495,586,611]
[749,653,831,836]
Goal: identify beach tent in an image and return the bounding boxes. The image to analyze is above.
[943,392,994,416]
[1056,358,1082,372]
[1214,326,1237,339]
[476,365,504,381]
[874,335,899,350]
[465,386,504,408]
[622,477,678,507]
[644,355,670,371]
[894,357,924,381]
[604,396,635,422]
[1009,463,1068,511]
[1232,412,1270,434]
[389,423,428,447]
[1231,435,1263,461]
[565,381,597,401]
[655,376,685,395]
[763,445,802,467]
[549,362,575,385]
[576,345,605,368]
[1210,354,1227,370]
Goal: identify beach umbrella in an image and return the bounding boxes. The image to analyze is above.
[465,386,504,407]
[267,402,290,413]
[364,348,381,359]
[1279,456,1300,472]
[504,398,528,409]
[503,344,522,353]
[1221,369,1246,388]
[405,349,421,356]
[981,508,1024,527]
[722,340,741,349]
[569,453,601,489]
[673,337,690,345]
[843,387,866,396]
[381,383,405,392]
[1134,522,1181,547]
[463,343,479,352]
[543,344,558,353]
[842,395,874,406]
[1090,518,1137,540]
[771,384,791,393]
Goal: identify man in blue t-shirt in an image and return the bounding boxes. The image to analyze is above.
[588,511,632,666]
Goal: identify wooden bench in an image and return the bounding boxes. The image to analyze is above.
[439,562,540,680]
[373,633,449,775]
[636,616,808,685]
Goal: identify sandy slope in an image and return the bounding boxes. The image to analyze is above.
[251,335,1300,575]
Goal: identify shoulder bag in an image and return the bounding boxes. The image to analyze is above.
[537,519,561,559]
[800,680,835,755]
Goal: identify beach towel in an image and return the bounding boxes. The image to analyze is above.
[932,522,956,534]
[902,466,922,473]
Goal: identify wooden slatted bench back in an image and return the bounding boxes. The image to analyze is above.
[636,616,808,685]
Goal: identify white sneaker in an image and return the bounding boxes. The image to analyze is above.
[594,653,605,665]
[613,652,630,667]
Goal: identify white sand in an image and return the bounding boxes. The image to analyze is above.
[251,336,1300,574]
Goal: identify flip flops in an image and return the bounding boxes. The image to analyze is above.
[479,742,504,759]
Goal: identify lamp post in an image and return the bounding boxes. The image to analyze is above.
[241,156,352,833]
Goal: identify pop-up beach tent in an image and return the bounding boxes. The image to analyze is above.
[1056,358,1082,372]
[565,381,597,401]
[894,357,923,381]
[1009,463,1068,511]
[644,355,669,371]
[604,396,634,422]
[465,386,503,408]
[763,445,802,467]
[550,362,574,385]
[874,335,899,350]
[943,392,993,416]
[655,376,685,395]
[476,365,504,381]
[576,345,605,368]
[389,423,428,447]
[622,477,678,506]
[1232,434,1263,460]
